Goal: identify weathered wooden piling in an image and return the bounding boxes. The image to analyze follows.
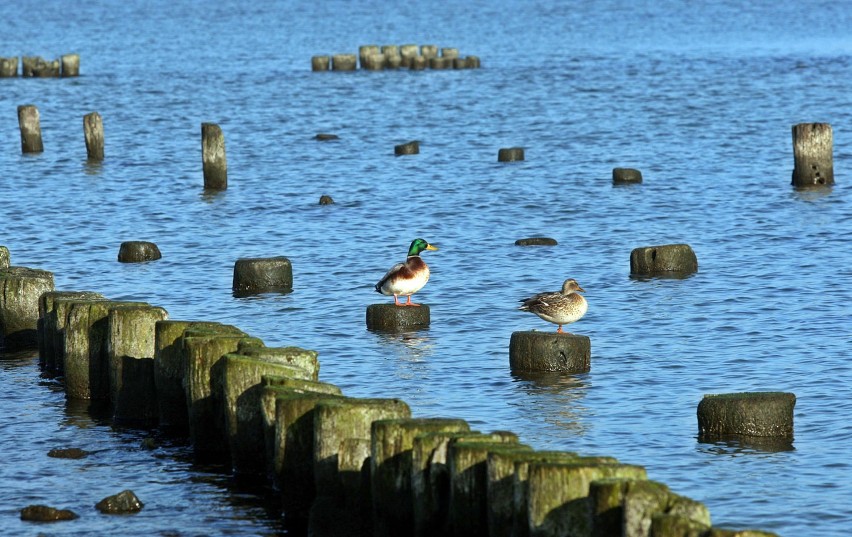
[240,346,319,380]
[486,445,553,537]
[332,54,357,71]
[498,147,524,162]
[588,478,710,537]
[366,304,430,331]
[613,167,643,184]
[395,140,420,156]
[260,375,342,482]
[201,122,227,190]
[359,45,380,68]
[83,112,104,160]
[0,246,8,268]
[232,256,293,295]
[319,194,335,205]
[107,304,168,424]
[221,352,314,478]
[183,326,263,461]
[63,299,149,400]
[61,53,80,77]
[449,436,528,537]
[311,55,330,71]
[0,57,18,77]
[509,331,591,373]
[409,56,428,70]
[400,44,419,67]
[118,241,161,262]
[42,292,105,372]
[514,237,557,246]
[429,57,450,69]
[153,320,238,434]
[0,266,54,349]
[630,244,698,277]
[311,398,411,536]
[526,461,647,537]
[791,123,834,187]
[372,418,471,537]
[441,48,459,60]
[17,105,44,154]
[22,56,59,77]
[363,53,386,71]
[698,392,795,439]
[315,133,339,141]
[264,387,344,519]
[421,45,438,59]
[510,451,593,537]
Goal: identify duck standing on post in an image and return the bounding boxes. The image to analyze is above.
[375,238,438,306]
[519,278,588,333]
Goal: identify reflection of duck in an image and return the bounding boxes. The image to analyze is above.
[519,278,588,333]
[375,238,438,306]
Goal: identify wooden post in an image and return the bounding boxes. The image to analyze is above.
[630,244,698,277]
[118,241,161,262]
[698,392,795,438]
[395,140,420,156]
[613,167,643,184]
[232,256,293,295]
[61,54,80,77]
[498,147,524,162]
[17,105,44,154]
[311,55,330,71]
[792,123,834,187]
[201,122,227,190]
[332,54,357,71]
[0,57,18,77]
[83,112,104,160]
[509,332,590,373]
[0,266,54,349]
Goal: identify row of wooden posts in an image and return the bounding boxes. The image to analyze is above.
[0,244,789,536]
[312,44,481,71]
[10,102,836,189]
[0,54,80,77]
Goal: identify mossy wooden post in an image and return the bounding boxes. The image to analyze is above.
[515,237,558,246]
[449,436,527,537]
[589,478,710,537]
[698,392,795,439]
[429,57,450,69]
[410,55,428,70]
[311,55,330,71]
[630,244,698,277]
[0,57,18,77]
[510,452,594,537]
[107,304,168,425]
[232,257,293,295]
[792,123,834,187]
[359,45,380,68]
[40,291,101,368]
[400,44,419,67]
[201,122,227,190]
[332,54,357,71]
[0,266,54,350]
[17,105,44,154]
[0,246,8,268]
[498,147,524,162]
[613,167,643,184]
[372,418,470,537]
[221,353,314,479]
[63,300,148,400]
[260,375,341,482]
[183,327,263,462]
[487,446,554,537]
[242,346,319,381]
[266,389,343,520]
[22,56,59,77]
[527,461,647,537]
[366,304,430,331]
[118,241,161,262]
[319,194,334,205]
[363,53,386,71]
[83,112,104,160]
[61,53,80,77]
[314,399,411,496]
[395,140,420,156]
[509,332,591,373]
[48,293,105,373]
[421,45,438,59]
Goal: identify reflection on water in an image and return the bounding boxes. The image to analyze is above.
[510,371,590,435]
[370,329,434,381]
[791,184,834,202]
[696,435,796,455]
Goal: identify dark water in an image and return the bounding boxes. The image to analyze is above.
[2,0,852,535]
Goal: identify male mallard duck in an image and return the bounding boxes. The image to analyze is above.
[375,238,438,306]
[519,278,588,333]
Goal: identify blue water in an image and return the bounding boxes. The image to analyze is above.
[2,0,852,535]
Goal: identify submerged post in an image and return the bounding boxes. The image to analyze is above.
[791,123,834,187]
[18,105,44,154]
[83,112,104,160]
[201,123,227,190]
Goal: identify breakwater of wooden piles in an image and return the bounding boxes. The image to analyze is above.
[0,248,784,537]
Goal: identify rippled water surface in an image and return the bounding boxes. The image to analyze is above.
[2,0,852,535]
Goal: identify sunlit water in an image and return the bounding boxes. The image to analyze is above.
[1,0,851,535]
